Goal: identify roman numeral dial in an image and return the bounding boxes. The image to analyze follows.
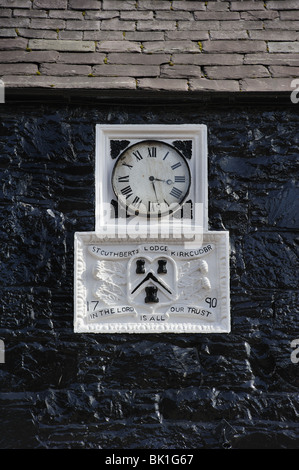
[111,140,191,217]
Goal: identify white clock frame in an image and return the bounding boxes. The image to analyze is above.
[95,124,208,232]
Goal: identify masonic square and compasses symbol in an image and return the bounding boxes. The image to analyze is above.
[127,254,178,312]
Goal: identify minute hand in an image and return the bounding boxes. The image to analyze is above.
[152,182,159,203]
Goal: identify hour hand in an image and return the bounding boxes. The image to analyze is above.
[152,177,173,185]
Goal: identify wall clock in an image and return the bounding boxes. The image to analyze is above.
[111,140,191,218]
[95,124,208,232]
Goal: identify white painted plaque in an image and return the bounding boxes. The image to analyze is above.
[74,232,230,334]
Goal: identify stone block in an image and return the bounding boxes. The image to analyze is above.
[85,11,119,19]
[194,11,240,20]
[207,2,229,11]
[203,40,267,53]
[96,41,141,52]
[49,10,84,20]
[161,64,202,78]
[0,63,38,75]
[120,11,154,20]
[0,29,17,37]
[280,11,299,20]
[0,8,11,16]
[137,20,177,31]
[266,0,299,9]
[172,53,244,66]
[240,232,298,290]
[0,38,28,50]
[102,0,137,10]
[240,78,293,92]
[59,31,83,40]
[138,0,172,10]
[17,29,58,39]
[29,39,95,52]
[40,63,91,76]
[66,20,100,30]
[220,20,263,30]
[241,183,296,230]
[269,66,299,78]
[165,31,209,40]
[0,0,31,6]
[93,64,159,77]
[31,18,66,29]
[189,78,239,91]
[230,1,265,10]
[179,20,220,30]
[268,42,299,53]
[172,1,205,11]
[137,77,188,91]
[14,9,48,17]
[2,75,137,89]
[125,32,165,41]
[240,10,279,20]
[58,52,105,64]
[0,18,30,27]
[33,0,67,8]
[69,0,101,9]
[249,30,299,41]
[210,30,248,40]
[108,53,169,65]
[0,50,59,62]
[84,31,123,40]
[155,11,193,20]
[143,41,200,53]
[101,18,136,30]
[205,65,270,80]
[244,53,299,66]
[264,20,299,30]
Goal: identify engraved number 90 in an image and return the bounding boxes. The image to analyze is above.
[205,297,217,308]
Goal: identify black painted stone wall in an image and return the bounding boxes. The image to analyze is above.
[0,99,298,449]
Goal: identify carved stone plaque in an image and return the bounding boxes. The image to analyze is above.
[74,232,230,334]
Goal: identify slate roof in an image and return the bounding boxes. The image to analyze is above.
[0,0,298,95]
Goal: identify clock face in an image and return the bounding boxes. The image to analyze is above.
[111,140,191,217]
